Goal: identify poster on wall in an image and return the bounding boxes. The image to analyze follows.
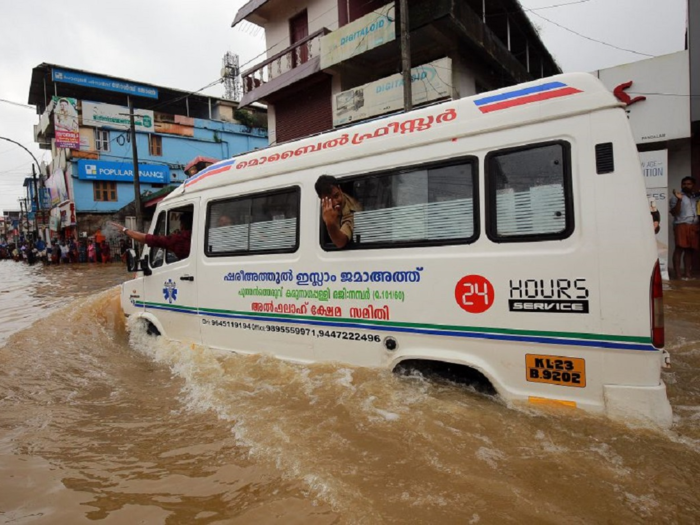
[52,96,80,149]
[640,150,669,280]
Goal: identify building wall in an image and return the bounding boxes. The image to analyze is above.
[70,115,268,214]
[451,55,478,99]
[690,0,700,124]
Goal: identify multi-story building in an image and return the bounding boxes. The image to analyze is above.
[233,0,559,144]
[27,63,268,241]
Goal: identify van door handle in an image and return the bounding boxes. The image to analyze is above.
[180,275,195,282]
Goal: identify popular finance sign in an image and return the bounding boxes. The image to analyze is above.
[77,160,167,184]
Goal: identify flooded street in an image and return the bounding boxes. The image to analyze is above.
[1,259,699,524]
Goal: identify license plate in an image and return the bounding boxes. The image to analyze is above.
[525,354,586,388]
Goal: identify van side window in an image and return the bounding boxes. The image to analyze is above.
[486,142,572,242]
[330,157,477,249]
[149,205,194,266]
[165,205,194,263]
[205,187,300,256]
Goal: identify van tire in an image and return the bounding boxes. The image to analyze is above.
[144,320,161,337]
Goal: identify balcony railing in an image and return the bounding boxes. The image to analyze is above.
[241,28,330,95]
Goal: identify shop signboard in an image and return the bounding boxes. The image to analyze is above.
[52,68,158,99]
[321,3,395,69]
[82,101,154,132]
[333,57,451,126]
[77,159,167,184]
[596,51,690,144]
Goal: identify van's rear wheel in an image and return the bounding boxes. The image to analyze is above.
[394,360,497,395]
[144,320,160,337]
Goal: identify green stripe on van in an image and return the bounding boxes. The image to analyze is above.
[141,301,651,345]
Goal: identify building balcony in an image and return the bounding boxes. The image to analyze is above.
[240,28,330,106]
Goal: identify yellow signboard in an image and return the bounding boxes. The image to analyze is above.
[525,354,586,388]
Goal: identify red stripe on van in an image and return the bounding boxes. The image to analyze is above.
[478,87,582,113]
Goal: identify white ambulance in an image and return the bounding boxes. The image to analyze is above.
[120,73,672,427]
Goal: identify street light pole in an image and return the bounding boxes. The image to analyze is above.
[0,136,41,172]
[128,97,144,233]
[0,136,43,240]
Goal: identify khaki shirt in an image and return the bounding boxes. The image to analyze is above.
[339,194,362,242]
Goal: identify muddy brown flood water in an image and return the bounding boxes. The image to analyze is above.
[0,259,699,524]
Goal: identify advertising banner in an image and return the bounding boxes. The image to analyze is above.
[77,159,168,184]
[52,68,158,99]
[640,150,669,279]
[40,188,51,210]
[59,202,76,227]
[333,57,452,126]
[321,3,395,69]
[46,167,69,206]
[82,101,154,132]
[53,96,80,149]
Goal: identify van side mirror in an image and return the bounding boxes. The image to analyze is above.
[140,257,152,276]
[126,249,138,271]
[125,249,152,276]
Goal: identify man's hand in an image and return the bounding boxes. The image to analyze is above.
[108,221,124,231]
[673,189,683,200]
[321,196,340,227]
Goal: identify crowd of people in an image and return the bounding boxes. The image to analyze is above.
[670,176,700,280]
[0,237,128,266]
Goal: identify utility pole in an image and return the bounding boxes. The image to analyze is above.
[399,0,412,112]
[31,164,41,240]
[18,199,26,240]
[128,96,144,232]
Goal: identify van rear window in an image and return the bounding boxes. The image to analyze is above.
[486,142,573,242]
[205,187,300,256]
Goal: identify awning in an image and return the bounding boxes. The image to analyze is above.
[231,0,269,28]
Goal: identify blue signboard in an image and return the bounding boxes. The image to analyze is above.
[52,68,158,99]
[77,160,168,184]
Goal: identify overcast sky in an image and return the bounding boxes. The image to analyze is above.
[0,0,688,214]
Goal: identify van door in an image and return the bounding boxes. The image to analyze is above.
[142,199,201,345]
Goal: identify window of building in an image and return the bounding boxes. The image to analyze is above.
[93,181,117,202]
[95,130,110,152]
[149,135,162,156]
[326,158,478,250]
[486,141,572,242]
[205,187,300,256]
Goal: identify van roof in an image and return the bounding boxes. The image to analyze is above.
[166,72,620,202]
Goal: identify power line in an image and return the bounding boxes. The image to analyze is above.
[525,0,591,11]
[0,98,34,110]
[529,10,654,58]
